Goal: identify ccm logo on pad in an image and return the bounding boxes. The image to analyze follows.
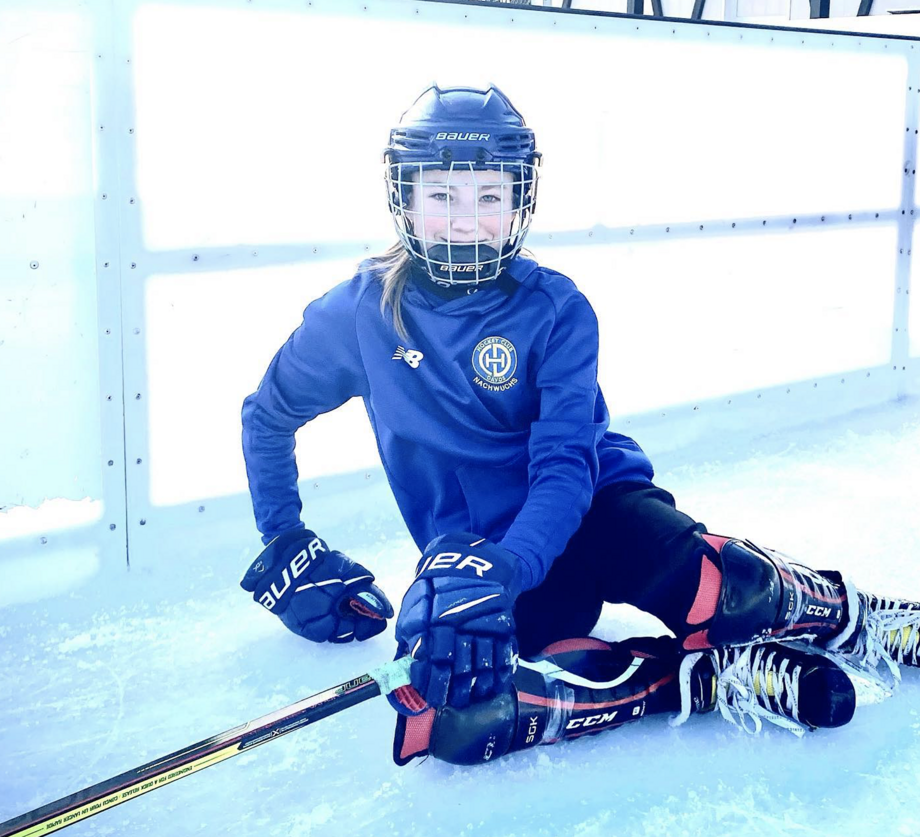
[258,537,327,611]
[566,711,619,730]
[417,551,493,578]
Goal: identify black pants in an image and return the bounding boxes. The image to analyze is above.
[513,481,709,658]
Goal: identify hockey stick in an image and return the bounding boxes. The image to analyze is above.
[0,656,412,837]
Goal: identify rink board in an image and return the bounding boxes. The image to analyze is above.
[0,0,916,574]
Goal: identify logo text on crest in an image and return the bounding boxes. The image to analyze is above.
[472,336,518,392]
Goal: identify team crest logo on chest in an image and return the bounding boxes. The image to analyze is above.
[472,336,519,392]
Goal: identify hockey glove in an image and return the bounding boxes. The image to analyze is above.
[241,528,393,644]
[390,532,523,715]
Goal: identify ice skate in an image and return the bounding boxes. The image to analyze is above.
[674,641,856,736]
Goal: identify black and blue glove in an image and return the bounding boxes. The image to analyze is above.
[241,528,394,643]
[390,532,523,715]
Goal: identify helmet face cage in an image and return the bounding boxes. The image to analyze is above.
[385,159,539,286]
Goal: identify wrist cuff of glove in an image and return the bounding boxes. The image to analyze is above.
[260,523,305,547]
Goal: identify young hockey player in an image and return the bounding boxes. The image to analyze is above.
[239,85,920,766]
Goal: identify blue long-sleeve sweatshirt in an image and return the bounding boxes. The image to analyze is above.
[241,255,654,592]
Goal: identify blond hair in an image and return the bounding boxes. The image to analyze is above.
[372,243,413,341]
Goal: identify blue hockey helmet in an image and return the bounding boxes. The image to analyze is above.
[383,85,541,287]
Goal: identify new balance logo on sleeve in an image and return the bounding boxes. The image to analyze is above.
[392,346,424,368]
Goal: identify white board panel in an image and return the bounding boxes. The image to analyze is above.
[911,222,920,358]
[546,224,898,414]
[0,5,103,511]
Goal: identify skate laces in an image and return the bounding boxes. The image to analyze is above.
[711,645,809,738]
[831,590,908,687]
[862,607,917,671]
[670,652,705,729]
[867,596,920,667]
[823,579,901,689]
[804,591,912,708]
[670,645,809,737]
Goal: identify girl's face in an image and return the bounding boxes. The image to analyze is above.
[405,167,519,250]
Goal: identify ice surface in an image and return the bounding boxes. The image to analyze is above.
[1,399,919,837]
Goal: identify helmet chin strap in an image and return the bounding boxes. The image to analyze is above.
[421,243,501,286]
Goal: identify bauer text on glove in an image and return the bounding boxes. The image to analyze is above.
[241,528,394,643]
[391,532,523,714]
